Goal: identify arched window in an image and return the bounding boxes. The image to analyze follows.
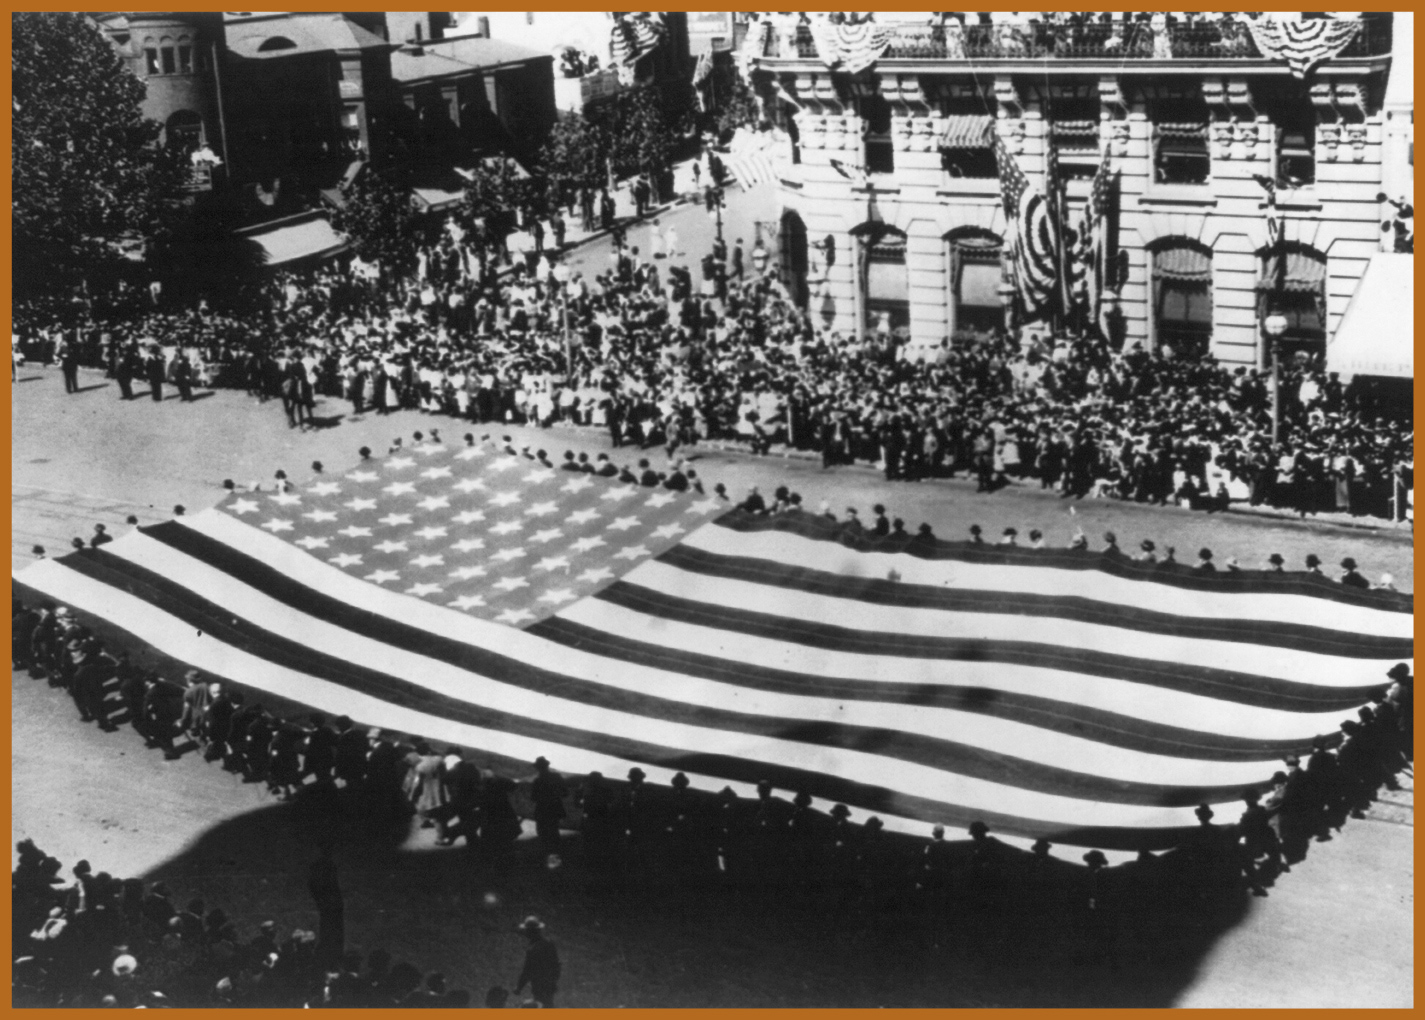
[945,228,1004,336]
[1151,239,1213,357]
[853,223,909,339]
[159,35,177,74]
[176,34,193,73]
[1258,243,1328,356]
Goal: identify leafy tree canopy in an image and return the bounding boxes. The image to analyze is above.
[12,11,185,293]
[329,167,420,281]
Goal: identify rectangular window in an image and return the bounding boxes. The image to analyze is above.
[1274,289,1326,348]
[1153,98,1211,185]
[955,248,1004,333]
[161,46,176,74]
[177,45,192,73]
[860,94,895,176]
[1278,123,1315,188]
[1157,280,1213,356]
[145,48,160,75]
[865,238,909,337]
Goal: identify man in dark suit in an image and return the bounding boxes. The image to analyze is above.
[146,349,165,402]
[114,345,137,400]
[638,459,660,487]
[173,349,194,402]
[594,453,618,478]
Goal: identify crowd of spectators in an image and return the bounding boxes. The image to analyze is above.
[14,226,1412,524]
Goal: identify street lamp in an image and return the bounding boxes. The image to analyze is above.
[1263,310,1288,448]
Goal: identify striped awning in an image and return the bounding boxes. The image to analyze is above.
[1258,248,1328,293]
[1157,121,1210,140]
[1153,245,1212,282]
[940,114,994,149]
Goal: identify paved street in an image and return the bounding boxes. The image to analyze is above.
[10,343,1414,1007]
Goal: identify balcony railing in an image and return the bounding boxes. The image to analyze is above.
[760,16,1391,63]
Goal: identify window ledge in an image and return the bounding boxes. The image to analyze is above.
[854,182,902,195]
[1139,185,1218,208]
[1276,189,1323,211]
[936,178,1001,197]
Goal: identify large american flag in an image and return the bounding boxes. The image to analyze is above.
[14,442,1412,854]
[992,131,1060,320]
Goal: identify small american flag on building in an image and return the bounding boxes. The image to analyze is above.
[14,440,1412,853]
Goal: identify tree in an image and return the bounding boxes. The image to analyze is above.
[537,112,609,198]
[12,12,186,298]
[597,86,683,185]
[454,157,533,280]
[329,168,421,284]
[558,47,600,79]
[716,75,764,139]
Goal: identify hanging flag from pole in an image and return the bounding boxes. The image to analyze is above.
[992,131,1060,320]
[1080,150,1116,341]
[1043,132,1073,330]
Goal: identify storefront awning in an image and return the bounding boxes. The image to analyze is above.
[235,212,348,267]
[1257,247,1328,293]
[1327,253,1414,380]
[940,114,994,149]
[1153,245,1212,282]
[413,186,465,213]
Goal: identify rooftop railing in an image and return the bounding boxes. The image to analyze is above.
[760,15,1391,64]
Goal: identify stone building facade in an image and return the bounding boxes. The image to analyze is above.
[748,14,1399,369]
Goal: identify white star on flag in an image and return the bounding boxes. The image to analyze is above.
[608,516,640,532]
[451,538,485,553]
[261,518,294,532]
[373,540,409,554]
[538,588,576,605]
[454,447,486,460]
[308,482,341,496]
[489,457,521,473]
[338,526,372,539]
[561,476,593,493]
[524,501,558,517]
[687,497,723,514]
[295,536,329,550]
[230,498,259,515]
[384,482,417,496]
[271,491,302,506]
[566,508,600,526]
[410,554,445,568]
[448,594,487,610]
[385,457,415,470]
[491,547,527,563]
[346,470,379,483]
[453,479,488,494]
[417,496,451,512]
[496,607,535,626]
[613,544,651,561]
[524,469,556,484]
[303,509,339,523]
[493,576,530,593]
[490,520,523,536]
[452,510,486,525]
[652,522,686,540]
[536,556,571,572]
[530,528,564,544]
[645,492,677,509]
[378,513,413,527]
[489,491,521,507]
[414,526,448,541]
[600,487,638,502]
[405,582,443,597]
[329,553,363,567]
[345,498,377,511]
[577,566,615,585]
[448,565,487,580]
[421,467,453,480]
[364,569,400,584]
[570,536,607,554]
